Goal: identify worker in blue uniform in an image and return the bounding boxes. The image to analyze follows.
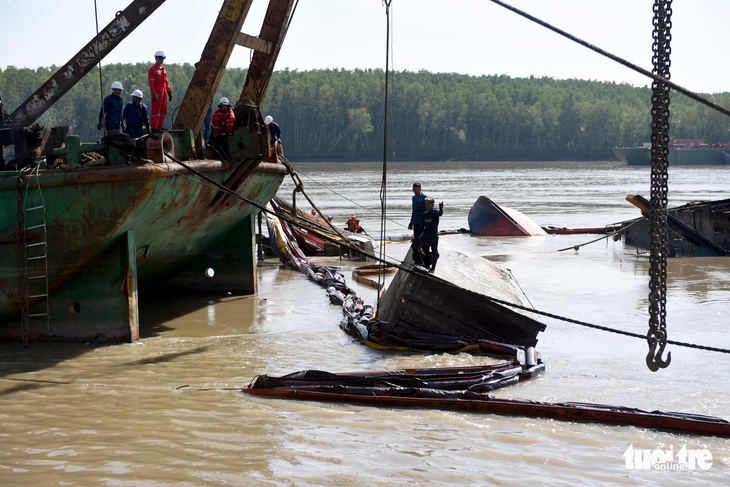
[408,182,427,238]
[97,81,125,133]
[122,89,151,146]
[412,197,443,273]
[265,115,283,155]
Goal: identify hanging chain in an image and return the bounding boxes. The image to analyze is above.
[646,0,672,371]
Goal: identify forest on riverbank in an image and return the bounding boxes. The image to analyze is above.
[2,65,729,161]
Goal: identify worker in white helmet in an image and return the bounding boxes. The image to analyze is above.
[122,89,151,146]
[211,96,236,140]
[148,50,172,129]
[97,81,124,133]
[264,114,283,156]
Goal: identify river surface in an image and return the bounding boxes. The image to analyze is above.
[2,161,730,486]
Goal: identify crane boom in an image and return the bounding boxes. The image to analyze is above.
[9,0,167,126]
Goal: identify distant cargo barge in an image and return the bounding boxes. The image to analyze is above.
[612,139,730,166]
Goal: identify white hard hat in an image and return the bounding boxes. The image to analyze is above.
[219,97,230,106]
[264,115,273,124]
[131,89,143,99]
[111,81,124,90]
[154,50,166,59]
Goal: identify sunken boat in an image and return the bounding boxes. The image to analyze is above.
[371,241,546,349]
[468,195,622,236]
[468,195,547,236]
[267,196,375,259]
[0,0,298,342]
[622,195,730,257]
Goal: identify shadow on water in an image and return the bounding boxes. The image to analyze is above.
[0,287,259,378]
[0,342,102,386]
[138,287,260,339]
[120,345,215,366]
[0,380,48,397]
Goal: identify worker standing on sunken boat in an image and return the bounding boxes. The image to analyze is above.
[413,197,443,273]
[408,182,427,237]
[345,214,365,233]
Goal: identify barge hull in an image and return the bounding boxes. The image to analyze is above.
[1,159,286,341]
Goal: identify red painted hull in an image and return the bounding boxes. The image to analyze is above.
[468,196,547,236]
[244,358,730,438]
[290,224,326,256]
[244,386,730,438]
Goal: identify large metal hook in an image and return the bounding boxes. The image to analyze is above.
[646,333,672,372]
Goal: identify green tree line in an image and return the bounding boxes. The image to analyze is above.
[2,64,729,161]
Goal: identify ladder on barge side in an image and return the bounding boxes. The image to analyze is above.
[17,165,50,343]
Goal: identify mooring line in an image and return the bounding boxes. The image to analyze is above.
[483,293,730,355]
[557,219,643,252]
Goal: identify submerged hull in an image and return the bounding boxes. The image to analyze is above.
[375,242,546,348]
[622,196,730,257]
[468,195,547,236]
[612,147,729,166]
[268,196,375,259]
[1,159,286,341]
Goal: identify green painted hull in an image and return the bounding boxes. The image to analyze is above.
[1,159,286,341]
[612,147,729,166]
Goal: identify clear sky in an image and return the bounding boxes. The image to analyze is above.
[2,0,728,94]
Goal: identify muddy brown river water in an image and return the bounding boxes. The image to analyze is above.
[2,160,729,485]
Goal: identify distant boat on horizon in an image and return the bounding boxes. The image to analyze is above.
[612,139,730,166]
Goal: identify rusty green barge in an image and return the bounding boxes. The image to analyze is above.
[0,0,296,342]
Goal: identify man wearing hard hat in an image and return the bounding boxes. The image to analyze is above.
[97,81,125,133]
[264,115,283,156]
[209,97,236,155]
[148,50,173,129]
[211,97,236,137]
[122,89,151,146]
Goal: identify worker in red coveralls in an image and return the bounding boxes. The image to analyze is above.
[210,97,236,153]
[211,97,236,136]
[148,50,172,129]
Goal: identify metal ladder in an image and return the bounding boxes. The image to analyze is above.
[17,164,50,342]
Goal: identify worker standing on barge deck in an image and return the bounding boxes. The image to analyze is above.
[97,81,124,133]
[148,50,172,129]
[122,90,151,146]
[265,115,283,156]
